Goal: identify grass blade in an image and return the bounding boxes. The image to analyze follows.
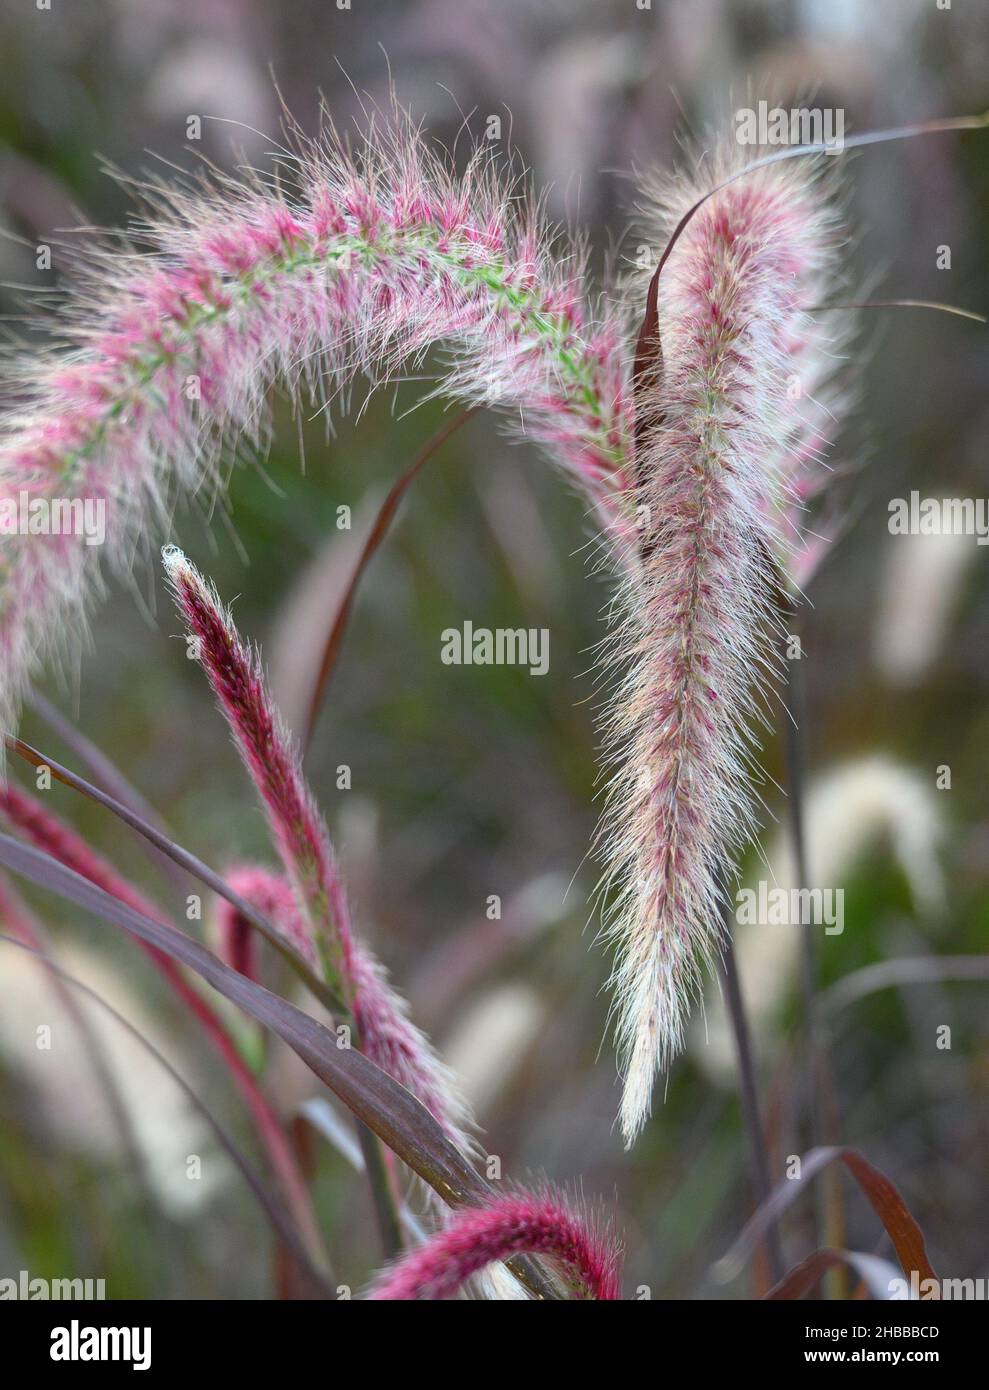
[5,735,341,1015]
[30,691,188,895]
[822,956,989,1015]
[302,407,474,750]
[765,1247,903,1301]
[714,1145,937,1288]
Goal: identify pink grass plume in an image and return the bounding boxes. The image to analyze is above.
[367,1188,622,1300]
[603,139,854,1144]
[215,863,321,978]
[163,545,473,1150]
[0,112,632,757]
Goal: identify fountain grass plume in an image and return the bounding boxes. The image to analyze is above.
[367,1187,622,1300]
[602,141,855,1144]
[162,544,474,1151]
[214,863,320,978]
[0,107,632,761]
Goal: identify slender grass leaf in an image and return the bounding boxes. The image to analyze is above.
[766,1247,903,1301]
[822,955,989,1016]
[302,407,474,750]
[714,1146,937,1288]
[6,736,341,1015]
[31,691,189,895]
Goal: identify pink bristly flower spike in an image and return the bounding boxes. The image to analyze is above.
[214,863,321,978]
[367,1189,622,1300]
[0,113,632,757]
[602,141,854,1144]
[163,546,474,1151]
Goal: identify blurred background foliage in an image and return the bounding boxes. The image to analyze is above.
[0,0,987,1298]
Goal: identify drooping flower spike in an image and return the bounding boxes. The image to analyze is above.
[163,545,473,1152]
[603,143,854,1144]
[367,1188,622,1300]
[0,110,632,758]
